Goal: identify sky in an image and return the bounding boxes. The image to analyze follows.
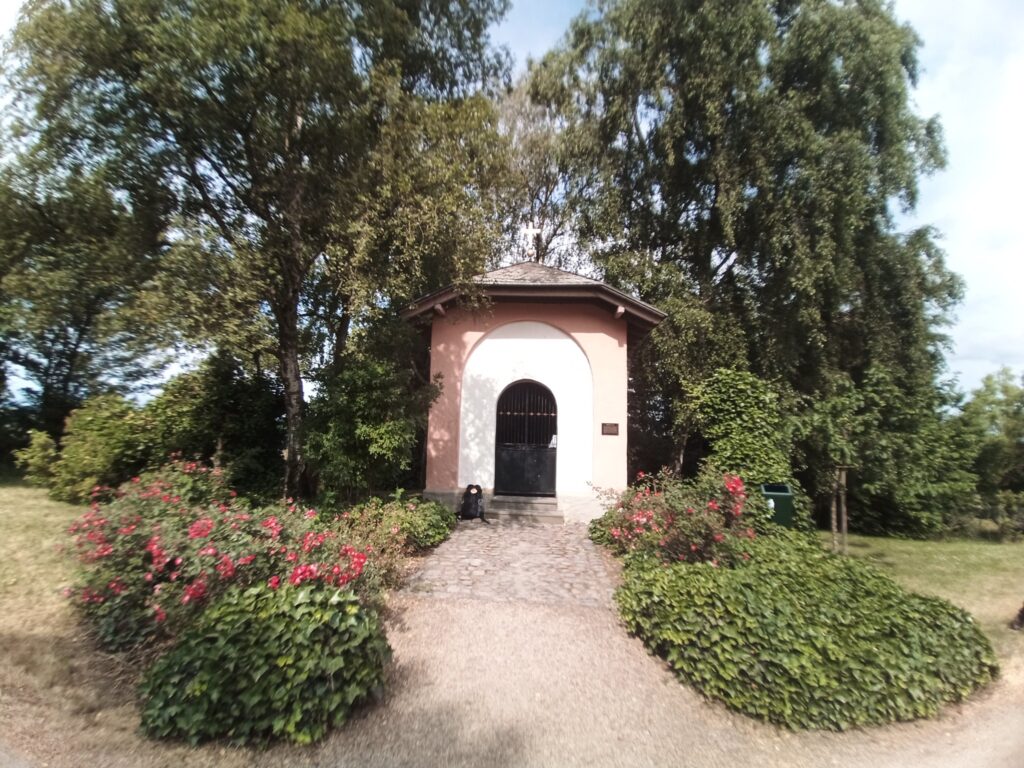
[1,0,1021,394]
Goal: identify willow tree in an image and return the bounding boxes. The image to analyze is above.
[8,0,510,494]
[535,0,965,529]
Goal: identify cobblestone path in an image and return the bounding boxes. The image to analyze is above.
[403,517,619,607]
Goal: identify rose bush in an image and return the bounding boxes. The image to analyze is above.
[64,459,454,745]
[589,468,772,567]
[67,460,374,650]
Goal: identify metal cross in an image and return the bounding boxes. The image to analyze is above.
[522,220,542,258]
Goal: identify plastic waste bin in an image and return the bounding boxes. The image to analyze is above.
[760,484,795,528]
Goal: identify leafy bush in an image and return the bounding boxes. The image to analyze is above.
[617,534,999,730]
[979,491,1024,541]
[356,494,455,550]
[304,345,439,501]
[687,369,794,486]
[49,394,149,503]
[139,584,389,745]
[590,468,771,566]
[144,352,284,500]
[13,429,58,486]
[330,495,455,596]
[67,460,370,651]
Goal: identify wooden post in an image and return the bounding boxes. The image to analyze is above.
[830,467,840,554]
[839,467,849,555]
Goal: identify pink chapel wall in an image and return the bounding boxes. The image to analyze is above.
[424,301,628,511]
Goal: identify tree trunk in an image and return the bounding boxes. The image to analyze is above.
[276,297,306,499]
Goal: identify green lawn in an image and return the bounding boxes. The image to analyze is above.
[825,532,1024,661]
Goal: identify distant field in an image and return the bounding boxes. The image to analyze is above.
[823,532,1024,661]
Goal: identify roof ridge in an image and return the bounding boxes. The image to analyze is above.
[474,261,601,286]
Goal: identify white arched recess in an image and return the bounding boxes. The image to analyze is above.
[458,321,594,495]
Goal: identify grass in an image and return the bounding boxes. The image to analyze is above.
[823,532,1024,662]
[0,480,256,767]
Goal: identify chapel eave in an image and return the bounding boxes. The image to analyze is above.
[399,262,667,335]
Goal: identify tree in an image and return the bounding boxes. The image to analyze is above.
[959,368,1024,495]
[0,166,166,436]
[145,351,286,498]
[8,0,511,496]
[534,0,964,529]
[496,76,584,270]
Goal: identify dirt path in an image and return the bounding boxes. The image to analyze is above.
[1,519,1021,767]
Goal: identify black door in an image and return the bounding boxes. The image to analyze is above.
[494,381,556,496]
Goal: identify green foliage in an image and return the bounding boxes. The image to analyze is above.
[851,369,980,536]
[347,495,455,552]
[8,0,512,495]
[617,535,999,730]
[687,369,794,486]
[590,468,768,566]
[0,401,34,470]
[0,168,166,437]
[67,460,451,652]
[977,492,1024,542]
[957,368,1024,495]
[496,76,585,270]
[24,353,284,503]
[139,585,389,745]
[144,352,284,499]
[534,0,965,532]
[49,394,148,503]
[305,334,440,500]
[13,429,57,486]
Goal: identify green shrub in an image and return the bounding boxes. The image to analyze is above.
[144,352,285,500]
[327,495,455,598]
[687,369,794,486]
[342,495,455,551]
[394,497,456,549]
[49,394,149,503]
[617,535,998,729]
[13,429,58,486]
[139,584,389,745]
[979,491,1024,541]
[305,347,440,501]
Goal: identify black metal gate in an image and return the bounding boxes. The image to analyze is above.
[494,381,556,496]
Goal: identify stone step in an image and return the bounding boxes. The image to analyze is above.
[487,495,563,523]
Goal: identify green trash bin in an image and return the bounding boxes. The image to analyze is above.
[760,483,795,528]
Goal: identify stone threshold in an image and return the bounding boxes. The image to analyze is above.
[486,494,563,523]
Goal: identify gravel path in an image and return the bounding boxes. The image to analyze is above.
[262,519,1024,768]
[1,519,1021,768]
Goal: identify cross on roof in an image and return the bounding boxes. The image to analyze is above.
[522,220,542,258]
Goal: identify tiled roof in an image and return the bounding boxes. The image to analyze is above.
[401,259,666,331]
[474,261,602,287]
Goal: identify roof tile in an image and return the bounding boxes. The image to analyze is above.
[474,261,601,286]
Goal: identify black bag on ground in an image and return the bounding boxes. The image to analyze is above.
[458,485,488,522]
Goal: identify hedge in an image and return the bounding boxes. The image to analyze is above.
[617,534,999,729]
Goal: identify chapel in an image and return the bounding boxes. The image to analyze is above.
[402,262,665,521]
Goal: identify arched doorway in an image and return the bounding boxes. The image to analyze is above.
[494,380,557,496]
